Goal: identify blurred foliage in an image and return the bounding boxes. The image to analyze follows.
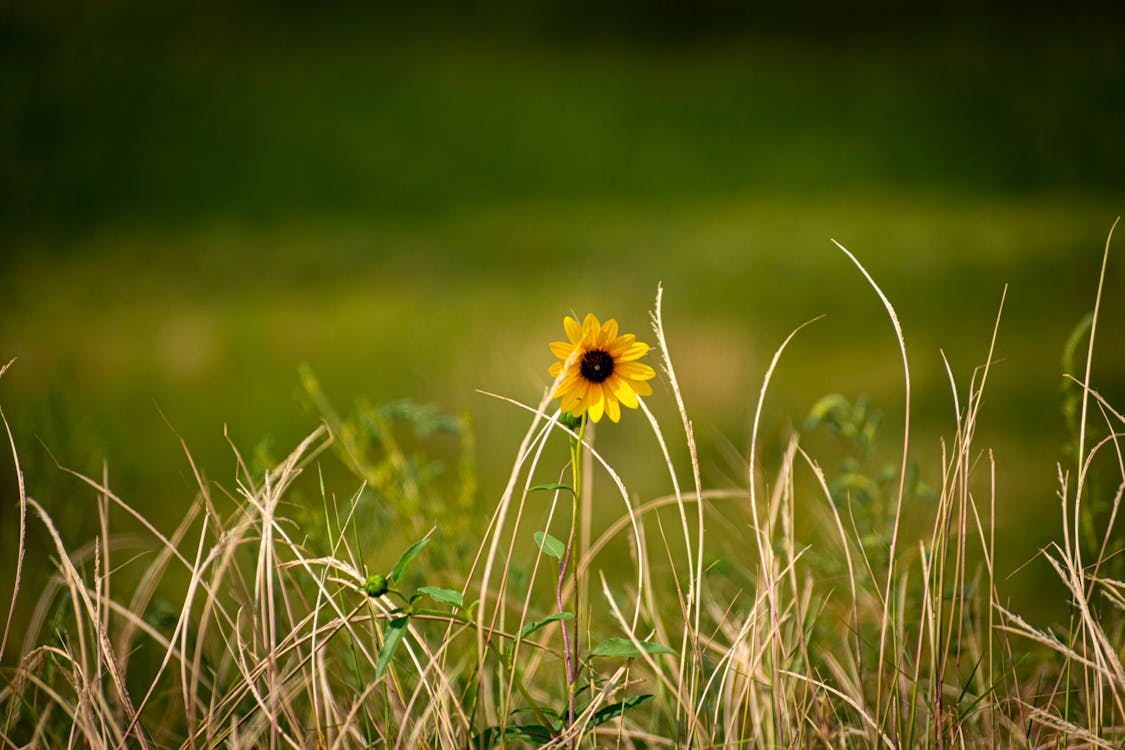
[1060,312,1094,446]
[1,0,1123,624]
[2,2,1124,237]
[1059,311,1124,580]
[0,4,1122,726]
[296,364,476,576]
[805,392,934,565]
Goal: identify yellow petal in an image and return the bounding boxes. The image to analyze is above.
[550,340,574,359]
[553,369,581,397]
[604,393,621,422]
[616,361,656,380]
[607,333,636,356]
[617,341,650,362]
[630,379,653,397]
[560,389,582,414]
[548,361,563,377]
[582,313,601,342]
[609,375,639,408]
[568,377,592,408]
[564,316,582,343]
[586,384,605,423]
[600,318,618,347]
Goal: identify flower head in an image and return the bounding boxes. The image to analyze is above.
[548,313,656,423]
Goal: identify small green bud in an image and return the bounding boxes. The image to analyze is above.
[361,573,389,598]
[559,411,583,431]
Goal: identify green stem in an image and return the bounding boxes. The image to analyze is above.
[558,413,587,743]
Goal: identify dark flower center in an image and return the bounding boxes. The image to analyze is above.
[580,349,615,383]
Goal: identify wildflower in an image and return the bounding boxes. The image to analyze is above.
[548,313,656,423]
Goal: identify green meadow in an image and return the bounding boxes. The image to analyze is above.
[1,5,1124,746]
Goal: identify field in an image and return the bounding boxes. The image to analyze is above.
[2,4,1125,746]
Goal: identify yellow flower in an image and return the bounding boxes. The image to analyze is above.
[548,313,656,423]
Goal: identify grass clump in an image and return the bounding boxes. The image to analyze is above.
[2,226,1124,748]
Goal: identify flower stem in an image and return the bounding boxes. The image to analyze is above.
[558,413,586,742]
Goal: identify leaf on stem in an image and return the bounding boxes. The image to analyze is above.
[375,616,410,679]
[589,694,653,726]
[418,586,464,608]
[590,638,675,658]
[519,611,574,639]
[533,531,565,560]
[529,482,574,494]
[390,538,430,582]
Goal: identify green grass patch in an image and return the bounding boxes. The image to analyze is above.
[2,230,1124,745]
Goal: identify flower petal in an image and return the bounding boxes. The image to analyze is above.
[548,361,563,378]
[617,341,650,362]
[586,384,605,423]
[582,313,601,342]
[553,369,583,398]
[550,340,573,359]
[560,380,588,414]
[615,361,656,380]
[607,333,636,356]
[604,393,621,422]
[630,379,653,397]
[564,316,582,343]
[600,318,618,347]
[610,375,639,408]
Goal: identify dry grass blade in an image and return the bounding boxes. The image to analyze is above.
[25,498,151,750]
[4,254,1124,748]
[0,364,27,663]
[831,238,913,728]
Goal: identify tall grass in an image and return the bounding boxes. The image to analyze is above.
[2,227,1123,748]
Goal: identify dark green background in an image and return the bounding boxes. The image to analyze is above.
[2,1,1123,622]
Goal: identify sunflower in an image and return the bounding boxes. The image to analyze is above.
[548,313,656,423]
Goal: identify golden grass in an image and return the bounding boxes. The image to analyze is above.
[1,224,1123,748]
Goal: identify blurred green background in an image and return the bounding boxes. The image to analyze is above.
[1,1,1124,619]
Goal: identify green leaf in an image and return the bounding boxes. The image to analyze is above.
[473,724,555,749]
[533,531,565,560]
[591,694,653,726]
[505,725,555,743]
[519,611,573,639]
[590,638,675,658]
[390,538,430,582]
[805,393,851,430]
[419,586,464,608]
[375,616,409,679]
[510,705,563,721]
[1062,312,1094,376]
[529,482,574,494]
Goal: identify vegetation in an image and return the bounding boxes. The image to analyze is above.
[2,230,1123,747]
[3,6,1123,611]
